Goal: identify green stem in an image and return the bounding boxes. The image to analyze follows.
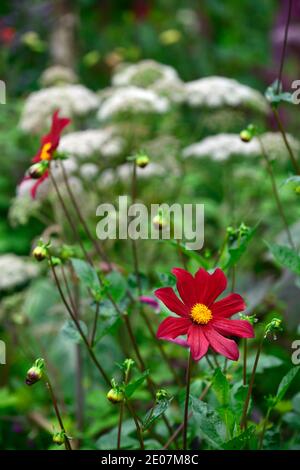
[183,352,192,449]
[272,109,300,175]
[49,257,110,385]
[243,338,248,386]
[276,0,293,94]
[258,408,271,450]
[258,138,295,248]
[126,400,144,450]
[45,377,72,450]
[240,337,264,429]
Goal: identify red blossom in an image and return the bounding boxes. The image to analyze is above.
[155,267,254,362]
[19,110,70,199]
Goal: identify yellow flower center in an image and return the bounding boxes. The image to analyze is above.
[190,303,212,325]
[40,142,52,161]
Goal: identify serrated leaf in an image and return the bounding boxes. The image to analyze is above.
[191,396,226,448]
[267,243,300,275]
[222,426,256,450]
[125,370,149,398]
[142,397,173,431]
[61,319,88,344]
[106,271,127,302]
[71,258,100,290]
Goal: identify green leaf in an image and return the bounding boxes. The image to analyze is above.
[275,367,300,403]
[71,258,100,290]
[106,271,127,302]
[96,420,137,450]
[191,396,226,448]
[61,319,88,344]
[212,367,230,406]
[267,243,300,275]
[142,397,173,431]
[222,426,256,450]
[95,314,121,343]
[125,370,150,398]
[246,353,283,374]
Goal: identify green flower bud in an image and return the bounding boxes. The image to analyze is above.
[25,358,44,386]
[136,154,150,168]
[294,185,300,195]
[240,129,252,143]
[32,245,48,262]
[29,162,48,179]
[52,431,65,446]
[264,317,283,340]
[107,388,124,404]
[152,213,167,230]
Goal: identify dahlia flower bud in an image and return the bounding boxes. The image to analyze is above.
[107,388,124,404]
[25,358,44,385]
[32,245,48,262]
[52,431,65,446]
[240,124,256,143]
[240,129,252,143]
[264,317,283,340]
[28,162,48,179]
[136,154,150,168]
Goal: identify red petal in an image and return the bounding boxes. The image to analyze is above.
[212,318,254,338]
[204,327,239,361]
[187,324,209,361]
[171,267,197,307]
[155,287,189,317]
[211,293,246,318]
[157,316,190,340]
[194,268,212,303]
[198,268,227,306]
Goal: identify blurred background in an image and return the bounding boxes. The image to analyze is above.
[1,0,300,450]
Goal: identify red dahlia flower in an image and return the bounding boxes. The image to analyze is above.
[155,267,254,362]
[21,110,70,198]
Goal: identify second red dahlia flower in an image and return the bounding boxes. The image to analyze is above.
[155,267,254,362]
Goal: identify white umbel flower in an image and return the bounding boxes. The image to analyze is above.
[20,85,100,134]
[0,254,39,291]
[97,86,169,121]
[183,133,260,161]
[40,66,78,87]
[58,128,124,159]
[185,76,268,113]
[112,60,185,103]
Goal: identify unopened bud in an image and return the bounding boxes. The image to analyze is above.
[52,431,65,446]
[29,162,48,179]
[107,388,124,404]
[25,358,44,385]
[136,154,150,168]
[240,129,252,143]
[32,245,47,261]
[294,186,300,195]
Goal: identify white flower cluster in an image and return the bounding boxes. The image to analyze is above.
[185,76,268,113]
[97,86,169,121]
[259,132,300,161]
[183,132,300,162]
[112,60,185,103]
[58,127,124,159]
[99,162,165,189]
[20,85,100,134]
[183,133,260,161]
[39,66,78,87]
[0,254,39,291]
